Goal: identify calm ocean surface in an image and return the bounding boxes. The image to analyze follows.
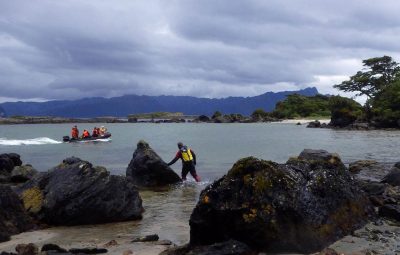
[1,123,400,245]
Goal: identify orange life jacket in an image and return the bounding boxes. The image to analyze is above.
[82,130,90,138]
[71,128,79,138]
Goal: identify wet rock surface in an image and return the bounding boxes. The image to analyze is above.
[131,234,159,242]
[0,186,34,243]
[16,157,143,225]
[382,163,400,186]
[10,165,38,183]
[355,161,400,223]
[126,140,181,187]
[349,160,379,174]
[189,149,371,253]
[160,239,253,255]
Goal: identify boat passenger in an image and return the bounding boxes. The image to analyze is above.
[82,129,90,139]
[71,125,79,139]
[99,126,107,135]
[92,127,99,137]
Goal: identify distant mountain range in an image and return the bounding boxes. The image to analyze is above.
[0,87,319,118]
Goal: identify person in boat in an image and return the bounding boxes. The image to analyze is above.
[167,142,201,182]
[82,129,90,139]
[71,125,79,139]
[92,127,99,137]
[99,126,107,135]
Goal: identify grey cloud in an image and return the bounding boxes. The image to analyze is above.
[0,0,400,101]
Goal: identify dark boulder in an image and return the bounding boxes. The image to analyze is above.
[15,243,39,255]
[0,156,15,174]
[41,244,68,253]
[0,153,24,183]
[306,120,321,128]
[382,163,400,186]
[10,165,38,183]
[68,248,108,254]
[160,240,252,255]
[0,185,34,243]
[357,180,388,196]
[16,157,143,225]
[131,234,159,242]
[189,150,371,253]
[126,140,181,187]
[298,149,345,170]
[196,115,210,122]
[378,204,400,221]
[6,153,22,168]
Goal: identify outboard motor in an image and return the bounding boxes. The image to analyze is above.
[62,136,70,142]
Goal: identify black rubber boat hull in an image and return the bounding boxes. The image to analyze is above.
[63,133,112,142]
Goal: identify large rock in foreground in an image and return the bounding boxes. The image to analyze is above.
[0,185,34,242]
[189,149,371,253]
[126,140,181,187]
[17,157,143,225]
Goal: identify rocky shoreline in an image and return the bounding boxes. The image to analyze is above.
[1,144,400,254]
[0,115,281,124]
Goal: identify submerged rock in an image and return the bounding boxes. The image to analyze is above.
[0,186,34,242]
[349,160,379,174]
[16,157,143,225]
[126,140,181,187]
[189,149,371,253]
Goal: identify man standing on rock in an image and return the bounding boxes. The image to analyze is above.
[168,142,201,182]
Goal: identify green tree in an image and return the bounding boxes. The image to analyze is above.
[371,80,400,127]
[251,108,269,121]
[211,111,222,119]
[334,56,400,121]
[328,96,363,127]
[272,94,330,119]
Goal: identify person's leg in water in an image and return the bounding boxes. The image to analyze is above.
[189,163,201,182]
[181,166,190,181]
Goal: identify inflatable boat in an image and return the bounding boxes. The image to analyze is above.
[63,132,112,142]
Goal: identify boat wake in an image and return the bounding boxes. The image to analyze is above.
[77,138,112,143]
[0,137,62,146]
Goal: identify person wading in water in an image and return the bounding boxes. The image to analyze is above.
[168,142,201,182]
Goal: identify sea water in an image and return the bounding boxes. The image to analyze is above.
[1,123,400,245]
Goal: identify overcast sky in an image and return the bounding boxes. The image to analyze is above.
[1,0,400,102]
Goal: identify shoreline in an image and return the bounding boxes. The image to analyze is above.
[0,116,329,125]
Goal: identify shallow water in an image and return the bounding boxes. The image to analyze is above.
[1,123,400,245]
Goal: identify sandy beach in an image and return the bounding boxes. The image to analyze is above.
[0,224,172,255]
[272,119,331,124]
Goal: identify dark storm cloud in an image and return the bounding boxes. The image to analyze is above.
[1,0,400,101]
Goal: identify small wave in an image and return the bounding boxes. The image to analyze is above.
[0,137,62,146]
